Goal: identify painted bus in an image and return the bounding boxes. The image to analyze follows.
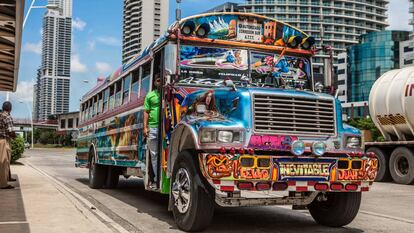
[76,13,378,231]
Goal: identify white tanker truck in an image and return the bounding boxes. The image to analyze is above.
[366,67,414,184]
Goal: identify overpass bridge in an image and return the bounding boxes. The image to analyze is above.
[13,118,58,132]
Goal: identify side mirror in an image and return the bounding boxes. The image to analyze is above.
[335,88,345,98]
[224,79,237,91]
[165,69,172,84]
[196,104,207,114]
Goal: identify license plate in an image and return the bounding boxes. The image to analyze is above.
[274,158,336,181]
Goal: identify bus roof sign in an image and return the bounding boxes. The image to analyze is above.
[175,13,310,49]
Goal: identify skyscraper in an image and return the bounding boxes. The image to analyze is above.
[239,0,389,77]
[34,0,72,120]
[122,0,169,64]
[400,0,414,68]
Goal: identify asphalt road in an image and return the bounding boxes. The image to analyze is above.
[20,148,414,233]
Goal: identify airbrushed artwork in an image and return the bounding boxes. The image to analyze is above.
[201,153,378,184]
[180,14,306,46]
[180,45,312,89]
[180,46,249,85]
[250,51,311,89]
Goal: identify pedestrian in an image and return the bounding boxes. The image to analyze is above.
[0,101,16,189]
[144,74,161,189]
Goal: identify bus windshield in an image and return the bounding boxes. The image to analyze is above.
[179,45,312,90]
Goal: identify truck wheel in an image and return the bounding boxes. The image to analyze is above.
[367,147,392,182]
[89,153,107,189]
[171,150,214,232]
[308,192,361,227]
[106,166,120,189]
[389,147,414,184]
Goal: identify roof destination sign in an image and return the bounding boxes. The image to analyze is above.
[237,20,263,43]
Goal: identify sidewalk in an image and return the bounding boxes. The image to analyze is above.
[0,163,111,233]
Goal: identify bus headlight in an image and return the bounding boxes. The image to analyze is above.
[346,136,361,149]
[291,140,305,156]
[218,131,233,143]
[200,130,216,143]
[312,141,326,156]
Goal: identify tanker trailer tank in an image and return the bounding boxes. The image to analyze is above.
[366,67,414,184]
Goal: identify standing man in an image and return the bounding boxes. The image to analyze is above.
[0,101,16,189]
[144,74,161,189]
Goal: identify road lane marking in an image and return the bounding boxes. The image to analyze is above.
[360,210,414,225]
[24,160,132,233]
[0,221,28,225]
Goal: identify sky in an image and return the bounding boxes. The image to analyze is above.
[0,0,411,118]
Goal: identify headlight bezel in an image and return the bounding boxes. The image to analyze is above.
[200,128,244,144]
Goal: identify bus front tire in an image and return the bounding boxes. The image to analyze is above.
[89,155,107,189]
[171,150,214,232]
[308,192,361,227]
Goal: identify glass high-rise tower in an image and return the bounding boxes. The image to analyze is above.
[34,0,72,120]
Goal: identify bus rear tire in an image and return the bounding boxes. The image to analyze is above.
[171,150,214,232]
[89,153,106,189]
[308,192,361,227]
[106,166,120,189]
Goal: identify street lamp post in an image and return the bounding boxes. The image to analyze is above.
[19,100,34,149]
[5,1,59,101]
[23,0,59,28]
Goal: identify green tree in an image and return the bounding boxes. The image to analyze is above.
[348,117,384,142]
[11,136,25,163]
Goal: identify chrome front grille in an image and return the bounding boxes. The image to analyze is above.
[253,94,336,136]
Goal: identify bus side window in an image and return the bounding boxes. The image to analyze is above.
[84,102,89,121]
[81,103,85,122]
[92,96,97,117]
[123,75,131,104]
[97,92,103,115]
[103,88,109,112]
[141,62,151,97]
[109,85,115,110]
[88,99,92,120]
[131,70,140,101]
[115,80,122,107]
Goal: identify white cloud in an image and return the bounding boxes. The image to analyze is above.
[87,40,96,51]
[23,41,42,54]
[71,54,88,73]
[9,81,34,103]
[95,62,112,74]
[72,17,87,31]
[96,36,121,46]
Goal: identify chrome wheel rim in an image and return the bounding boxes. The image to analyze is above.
[172,168,191,214]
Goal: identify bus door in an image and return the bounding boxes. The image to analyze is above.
[144,48,166,190]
